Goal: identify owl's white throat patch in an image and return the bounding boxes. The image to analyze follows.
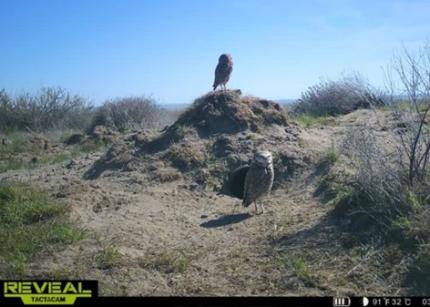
[255,152,273,167]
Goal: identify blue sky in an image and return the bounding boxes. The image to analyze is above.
[0,0,429,105]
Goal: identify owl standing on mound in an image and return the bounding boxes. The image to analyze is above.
[242,150,274,215]
[213,53,233,91]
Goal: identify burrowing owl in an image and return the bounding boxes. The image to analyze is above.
[242,150,274,215]
[213,53,233,91]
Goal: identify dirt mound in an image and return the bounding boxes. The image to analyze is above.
[176,90,287,136]
[140,90,288,153]
[83,142,135,179]
[84,90,308,193]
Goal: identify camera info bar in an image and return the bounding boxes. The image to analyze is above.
[332,296,430,307]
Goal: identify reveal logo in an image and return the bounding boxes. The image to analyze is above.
[2,281,97,305]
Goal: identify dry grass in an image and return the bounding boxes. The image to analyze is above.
[150,167,182,183]
[138,248,193,274]
[291,113,336,128]
[164,143,207,171]
[94,246,123,270]
[0,131,107,173]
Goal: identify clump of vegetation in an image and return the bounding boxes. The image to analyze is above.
[289,257,312,282]
[94,246,122,270]
[212,135,237,157]
[317,127,428,293]
[273,253,315,287]
[0,183,83,277]
[71,138,107,154]
[138,249,192,274]
[0,132,63,172]
[164,143,207,171]
[170,125,197,140]
[88,96,174,133]
[326,140,338,165]
[150,167,182,183]
[0,87,93,132]
[0,130,107,173]
[0,153,71,173]
[0,88,179,137]
[325,127,413,242]
[292,73,385,116]
[385,43,430,186]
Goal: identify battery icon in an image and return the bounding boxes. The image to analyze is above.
[333,297,351,307]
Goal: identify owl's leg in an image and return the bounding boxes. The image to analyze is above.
[255,202,264,215]
[254,202,259,215]
[232,202,239,214]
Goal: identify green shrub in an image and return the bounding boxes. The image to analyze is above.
[0,87,93,132]
[292,73,384,116]
[88,96,174,133]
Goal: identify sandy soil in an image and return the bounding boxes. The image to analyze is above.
[0,108,401,296]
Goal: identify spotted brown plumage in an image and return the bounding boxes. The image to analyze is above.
[242,150,274,215]
[213,54,233,91]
